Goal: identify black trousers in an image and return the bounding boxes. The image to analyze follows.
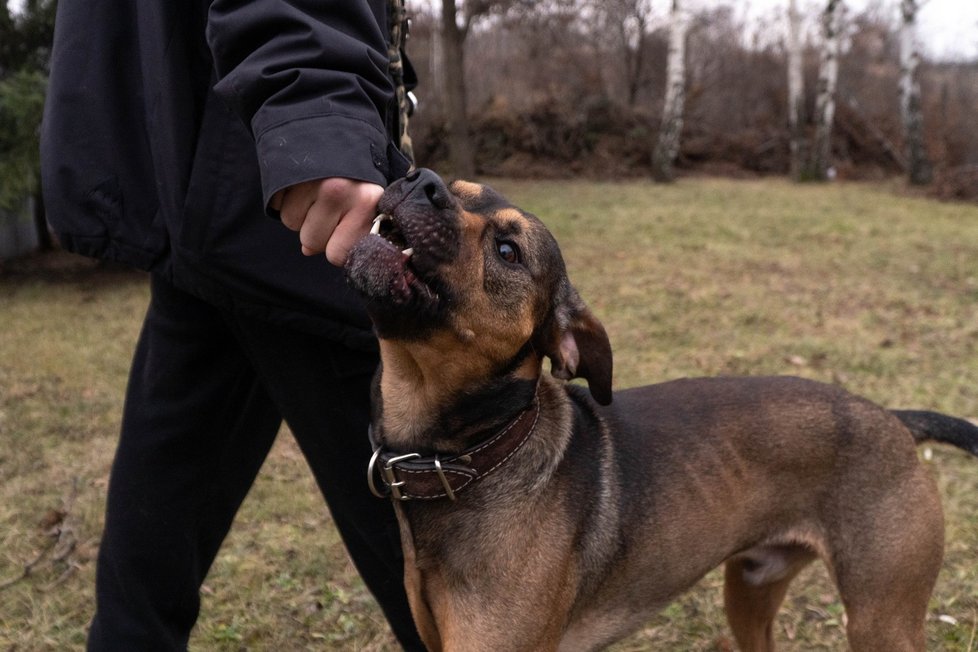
[86,274,422,650]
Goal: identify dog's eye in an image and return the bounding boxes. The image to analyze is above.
[496,240,521,265]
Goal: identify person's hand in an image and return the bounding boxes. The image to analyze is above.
[270,177,384,266]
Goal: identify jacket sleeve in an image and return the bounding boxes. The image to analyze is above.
[206,0,408,211]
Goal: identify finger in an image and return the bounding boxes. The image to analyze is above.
[296,179,355,255]
[325,185,384,266]
[325,207,371,266]
[279,181,318,231]
[299,200,341,256]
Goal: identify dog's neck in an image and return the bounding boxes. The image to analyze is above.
[373,338,541,453]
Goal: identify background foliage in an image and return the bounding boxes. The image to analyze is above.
[410,1,978,201]
[0,68,45,210]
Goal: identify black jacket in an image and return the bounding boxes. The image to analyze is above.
[41,0,412,350]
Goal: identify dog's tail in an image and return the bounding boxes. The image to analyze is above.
[893,410,978,457]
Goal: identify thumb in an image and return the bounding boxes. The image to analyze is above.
[325,183,384,266]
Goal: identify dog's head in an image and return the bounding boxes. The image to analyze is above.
[345,169,612,405]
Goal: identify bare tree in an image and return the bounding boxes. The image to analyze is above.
[809,0,842,180]
[652,0,689,182]
[440,0,477,177]
[406,1,975,182]
[899,0,932,184]
[787,0,807,179]
[592,0,653,107]
[439,0,540,177]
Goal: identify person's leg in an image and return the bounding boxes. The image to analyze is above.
[231,316,424,650]
[88,275,283,651]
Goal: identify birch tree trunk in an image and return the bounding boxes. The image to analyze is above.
[441,0,476,178]
[900,0,933,185]
[652,0,689,182]
[809,0,841,181]
[787,0,807,180]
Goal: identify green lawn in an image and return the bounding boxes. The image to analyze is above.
[2,177,977,650]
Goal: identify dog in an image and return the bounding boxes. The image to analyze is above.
[344,168,978,652]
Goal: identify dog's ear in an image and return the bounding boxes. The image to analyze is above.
[536,284,614,405]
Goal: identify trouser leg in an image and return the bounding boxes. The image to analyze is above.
[88,276,283,651]
[231,315,424,651]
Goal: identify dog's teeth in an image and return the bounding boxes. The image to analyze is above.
[370,213,390,235]
[402,248,414,257]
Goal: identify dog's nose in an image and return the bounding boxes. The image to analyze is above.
[402,168,454,210]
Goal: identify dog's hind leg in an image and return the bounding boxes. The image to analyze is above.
[832,472,944,652]
[723,544,817,652]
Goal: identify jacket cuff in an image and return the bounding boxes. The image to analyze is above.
[255,114,409,216]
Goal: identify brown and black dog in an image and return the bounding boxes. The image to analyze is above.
[345,168,978,652]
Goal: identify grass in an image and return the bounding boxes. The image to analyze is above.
[1,177,977,650]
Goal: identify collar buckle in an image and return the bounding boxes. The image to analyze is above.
[368,449,421,500]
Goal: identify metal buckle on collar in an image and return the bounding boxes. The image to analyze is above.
[367,448,421,501]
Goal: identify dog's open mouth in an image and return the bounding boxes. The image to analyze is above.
[370,212,414,257]
[344,211,439,309]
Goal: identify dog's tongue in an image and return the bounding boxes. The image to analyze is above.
[345,235,413,303]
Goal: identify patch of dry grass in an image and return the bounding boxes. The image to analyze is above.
[2,177,977,650]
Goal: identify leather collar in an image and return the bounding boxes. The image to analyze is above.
[367,391,541,502]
